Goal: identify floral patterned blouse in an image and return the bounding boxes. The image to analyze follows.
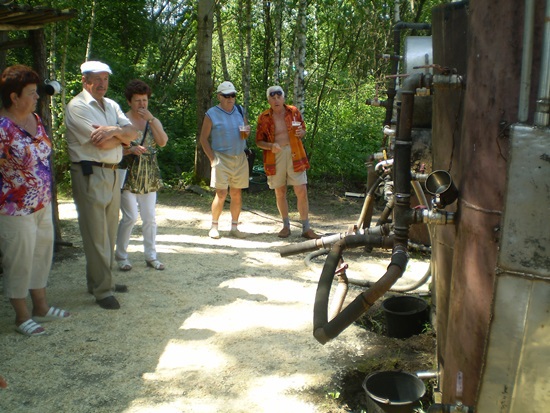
[0,114,52,216]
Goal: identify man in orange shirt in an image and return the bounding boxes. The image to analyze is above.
[255,86,320,239]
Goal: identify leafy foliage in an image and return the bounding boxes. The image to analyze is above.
[10,0,440,190]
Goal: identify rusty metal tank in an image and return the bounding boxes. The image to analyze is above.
[430,1,550,410]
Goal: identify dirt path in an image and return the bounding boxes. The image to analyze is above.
[0,189,434,413]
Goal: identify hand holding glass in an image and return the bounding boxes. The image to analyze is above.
[292,120,303,138]
[239,124,251,139]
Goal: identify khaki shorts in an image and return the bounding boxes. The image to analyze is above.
[267,145,308,189]
[0,204,53,298]
[211,151,249,189]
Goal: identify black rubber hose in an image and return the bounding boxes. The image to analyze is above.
[313,244,408,344]
[312,235,394,344]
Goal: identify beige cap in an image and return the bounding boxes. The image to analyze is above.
[216,81,237,94]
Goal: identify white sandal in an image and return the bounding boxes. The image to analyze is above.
[33,307,71,322]
[146,259,165,270]
[117,259,132,271]
[15,319,46,336]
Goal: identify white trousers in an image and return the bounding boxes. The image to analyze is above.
[115,190,158,262]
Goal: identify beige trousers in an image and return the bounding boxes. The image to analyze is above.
[70,164,123,300]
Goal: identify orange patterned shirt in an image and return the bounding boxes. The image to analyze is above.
[255,104,309,176]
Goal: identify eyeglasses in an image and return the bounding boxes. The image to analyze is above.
[269,91,283,97]
[221,93,236,99]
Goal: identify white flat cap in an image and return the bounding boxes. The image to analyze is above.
[80,61,112,74]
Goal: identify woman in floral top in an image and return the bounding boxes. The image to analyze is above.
[0,65,70,336]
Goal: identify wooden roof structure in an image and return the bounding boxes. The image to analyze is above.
[0,2,76,31]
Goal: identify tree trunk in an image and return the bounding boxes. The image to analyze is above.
[215,3,230,81]
[241,0,252,113]
[85,0,97,60]
[195,0,215,182]
[293,0,307,113]
[272,0,283,84]
[30,29,64,249]
[261,0,272,87]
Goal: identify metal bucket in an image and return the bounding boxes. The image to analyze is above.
[362,371,426,413]
[382,296,429,338]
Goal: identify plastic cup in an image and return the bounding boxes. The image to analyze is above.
[239,124,251,139]
[292,121,301,138]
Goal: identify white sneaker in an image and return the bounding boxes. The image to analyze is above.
[208,227,220,239]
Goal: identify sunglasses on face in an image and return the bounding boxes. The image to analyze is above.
[269,91,283,97]
[221,93,236,99]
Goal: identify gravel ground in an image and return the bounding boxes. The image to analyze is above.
[0,189,434,413]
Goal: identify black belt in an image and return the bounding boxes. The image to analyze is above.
[73,161,120,170]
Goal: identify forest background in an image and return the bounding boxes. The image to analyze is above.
[3,0,440,192]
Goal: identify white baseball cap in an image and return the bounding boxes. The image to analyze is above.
[80,61,112,74]
[216,81,237,94]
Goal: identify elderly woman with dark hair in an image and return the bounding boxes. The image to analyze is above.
[0,64,70,336]
[115,79,168,271]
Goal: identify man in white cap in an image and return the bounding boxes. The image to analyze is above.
[255,86,320,239]
[65,61,138,310]
[199,81,250,239]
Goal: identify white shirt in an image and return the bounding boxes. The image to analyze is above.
[65,89,131,163]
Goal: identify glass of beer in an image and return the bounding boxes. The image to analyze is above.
[239,124,251,139]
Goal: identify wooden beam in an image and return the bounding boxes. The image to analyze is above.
[0,36,30,51]
[0,24,44,30]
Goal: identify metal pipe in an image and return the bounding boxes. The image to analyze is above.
[426,402,474,413]
[376,194,394,226]
[393,91,414,247]
[311,73,418,344]
[375,158,394,172]
[416,370,439,380]
[534,0,550,126]
[365,156,377,194]
[356,176,383,230]
[416,208,456,226]
[518,0,535,122]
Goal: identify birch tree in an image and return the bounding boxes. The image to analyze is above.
[272,0,284,84]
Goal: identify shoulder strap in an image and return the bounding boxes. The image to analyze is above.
[140,122,149,145]
[235,104,244,118]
